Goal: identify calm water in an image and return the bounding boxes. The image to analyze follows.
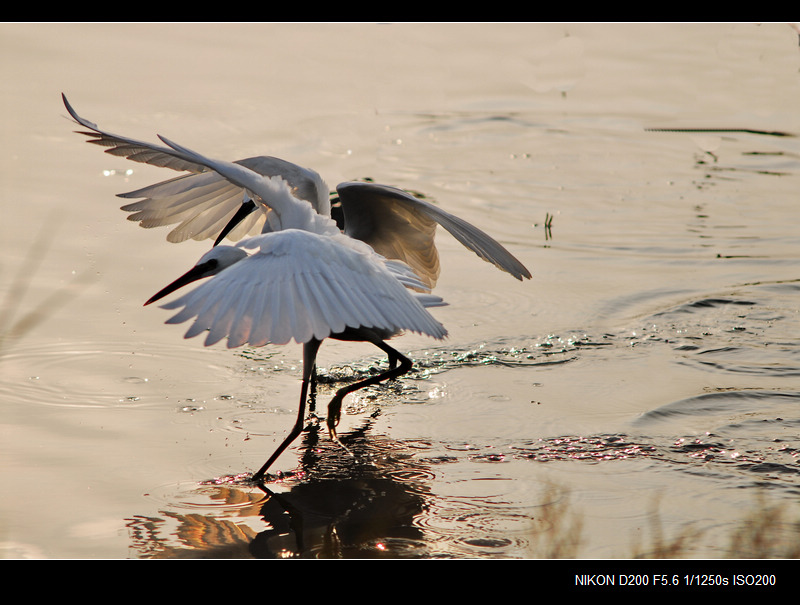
[1,23,799,559]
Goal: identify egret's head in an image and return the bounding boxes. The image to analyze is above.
[144,246,247,306]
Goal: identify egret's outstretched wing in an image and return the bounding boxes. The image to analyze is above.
[159,230,448,348]
[117,155,329,242]
[335,182,441,288]
[119,171,267,243]
[155,135,339,236]
[63,93,209,173]
[336,181,532,287]
[62,94,328,242]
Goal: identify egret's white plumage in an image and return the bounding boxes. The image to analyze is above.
[159,230,447,348]
[119,154,330,237]
[63,94,530,481]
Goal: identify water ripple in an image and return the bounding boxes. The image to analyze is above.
[0,339,235,409]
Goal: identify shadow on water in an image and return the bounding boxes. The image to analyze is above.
[126,418,584,559]
[127,420,435,559]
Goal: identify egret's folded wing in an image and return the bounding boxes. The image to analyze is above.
[159,230,447,348]
[336,181,532,284]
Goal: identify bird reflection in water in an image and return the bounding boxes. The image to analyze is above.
[127,418,432,559]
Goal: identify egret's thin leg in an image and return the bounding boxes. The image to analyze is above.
[326,340,412,437]
[251,338,322,483]
[308,363,318,414]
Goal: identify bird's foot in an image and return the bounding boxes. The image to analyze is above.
[326,393,345,431]
[325,394,354,457]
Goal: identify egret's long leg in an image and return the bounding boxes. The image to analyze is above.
[325,340,412,437]
[251,338,322,483]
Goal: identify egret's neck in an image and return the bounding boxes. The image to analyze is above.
[259,177,339,236]
[308,171,331,218]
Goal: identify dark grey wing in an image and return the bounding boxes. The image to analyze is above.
[335,181,531,288]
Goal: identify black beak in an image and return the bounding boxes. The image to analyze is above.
[144,260,215,306]
[214,199,257,246]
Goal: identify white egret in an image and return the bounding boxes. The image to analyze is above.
[63,94,531,481]
[144,228,448,481]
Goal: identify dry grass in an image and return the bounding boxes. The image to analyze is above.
[629,494,704,559]
[529,484,800,559]
[0,218,94,356]
[726,491,800,558]
[527,482,584,558]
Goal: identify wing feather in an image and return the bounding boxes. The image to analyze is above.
[64,94,329,243]
[159,230,447,346]
[336,181,531,285]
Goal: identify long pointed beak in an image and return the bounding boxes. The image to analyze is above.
[214,199,257,246]
[144,262,211,306]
